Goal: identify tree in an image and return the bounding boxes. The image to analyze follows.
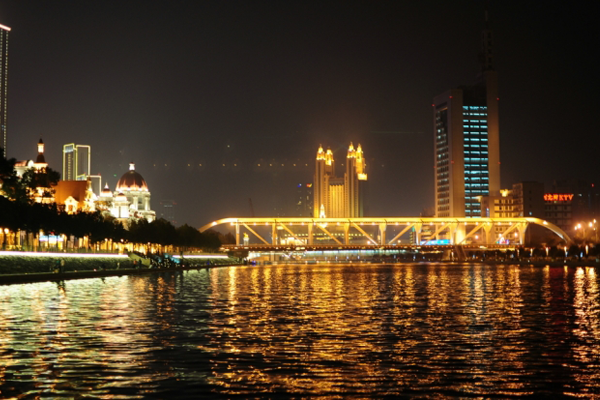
[176,224,204,249]
[0,149,28,202]
[21,167,60,203]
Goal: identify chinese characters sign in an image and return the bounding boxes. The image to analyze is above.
[544,193,574,202]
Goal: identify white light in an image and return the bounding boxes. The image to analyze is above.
[173,255,228,259]
[0,251,127,259]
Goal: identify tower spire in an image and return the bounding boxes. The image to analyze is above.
[480,6,493,72]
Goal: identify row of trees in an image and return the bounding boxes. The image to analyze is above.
[0,149,226,250]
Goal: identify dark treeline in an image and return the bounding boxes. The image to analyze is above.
[0,195,225,250]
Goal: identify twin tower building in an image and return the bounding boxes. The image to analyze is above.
[313,143,367,218]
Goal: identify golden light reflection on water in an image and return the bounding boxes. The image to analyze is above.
[2,264,600,397]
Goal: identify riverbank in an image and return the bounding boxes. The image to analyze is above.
[0,264,241,285]
[0,251,238,285]
[3,257,598,286]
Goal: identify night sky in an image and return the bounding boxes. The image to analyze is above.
[0,1,596,227]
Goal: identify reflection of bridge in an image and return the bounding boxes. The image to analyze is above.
[200,217,571,249]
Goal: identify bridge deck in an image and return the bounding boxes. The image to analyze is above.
[222,244,519,252]
[202,217,570,247]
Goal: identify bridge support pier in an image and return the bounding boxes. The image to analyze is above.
[379,223,386,245]
[344,223,350,245]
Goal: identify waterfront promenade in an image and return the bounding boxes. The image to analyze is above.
[0,250,235,285]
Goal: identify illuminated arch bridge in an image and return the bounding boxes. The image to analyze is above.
[200,217,570,250]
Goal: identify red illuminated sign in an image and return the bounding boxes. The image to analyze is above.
[544,193,574,202]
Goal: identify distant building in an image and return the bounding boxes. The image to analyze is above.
[14,139,52,204]
[512,181,545,218]
[295,183,313,217]
[0,24,9,157]
[433,14,500,218]
[88,174,102,197]
[33,138,48,171]
[480,181,576,243]
[480,189,514,219]
[62,143,102,196]
[63,143,90,181]
[314,143,367,218]
[158,200,177,226]
[551,179,600,224]
[54,180,96,214]
[543,193,573,233]
[14,138,45,177]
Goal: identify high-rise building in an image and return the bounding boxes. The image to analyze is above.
[63,144,91,181]
[62,143,102,196]
[295,183,313,217]
[433,13,500,218]
[159,200,177,226]
[0,24,10,157]
[314,143,367,218]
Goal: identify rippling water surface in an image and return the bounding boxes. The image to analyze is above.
[1,263,600,398]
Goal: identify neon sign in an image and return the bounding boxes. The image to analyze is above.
[544,193,574,202]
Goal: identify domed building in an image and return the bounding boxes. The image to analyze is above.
[110,163,155,223]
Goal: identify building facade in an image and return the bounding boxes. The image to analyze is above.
[480,182,578,243]
[434,16,500,218]
[295,183,313,217]
[0,24,9,157]
[63,143,90,181]
[97,163,155,223]
[158,200,177,226]
[54,180,96,214]
[314,143,367,218]
[62,143,102,196]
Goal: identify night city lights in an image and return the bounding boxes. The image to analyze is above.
[0,1,599,397]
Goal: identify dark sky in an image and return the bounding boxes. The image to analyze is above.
[0,1,596,227]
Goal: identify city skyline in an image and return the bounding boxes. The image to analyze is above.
[0,1,596,227]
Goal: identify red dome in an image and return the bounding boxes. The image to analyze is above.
[116,163,148,191]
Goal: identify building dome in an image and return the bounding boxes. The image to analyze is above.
[100,183,113,198]
[116,163,148,192]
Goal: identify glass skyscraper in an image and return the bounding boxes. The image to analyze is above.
[433,16,500,218]
[63,143,91,180]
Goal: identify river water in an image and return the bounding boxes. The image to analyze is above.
[1,263,600,398]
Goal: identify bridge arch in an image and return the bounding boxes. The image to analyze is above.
[200,217,570,248]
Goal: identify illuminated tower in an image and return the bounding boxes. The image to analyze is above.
[345,143,367,217]
[314,145,335,218]
[62,143,101,195]
[63,143,91,181]
[33,138,47,171]
[314,143,367,218]
[0,24,9,157]
[433,11,500,218]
